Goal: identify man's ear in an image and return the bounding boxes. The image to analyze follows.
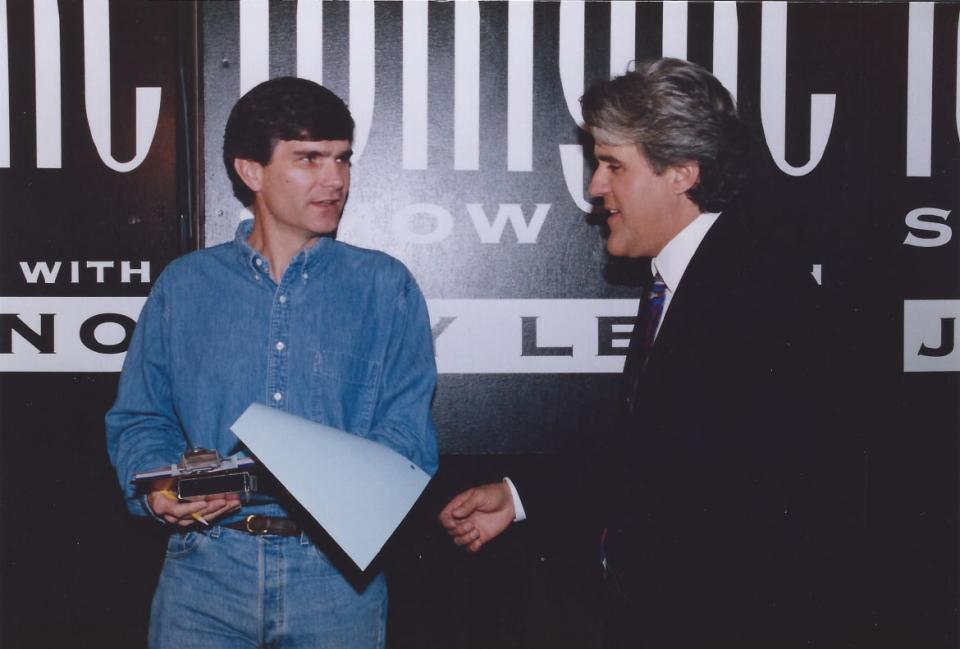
[234,158,264,193]
[669,160,701,195]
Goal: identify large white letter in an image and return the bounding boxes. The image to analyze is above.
[466,203,550,244]
[662,1,687,59]
[713,2,738,103]
[35,0,60,168]
[0,0,9,167]
[558,1,583,126]
[296,0,322,84]
[760,2,836,177]
[558,1,591,212]
[507,1,533,171]
[350,1,375,160]
[904,207,952,248]
[454,1,479,170]
[240,0,269,94]
[907,2,934,177]
[19,261,61,283]
[403,1,428,170]
[392,203,453,244]
[610,2,635,78]
[83,0,161,173]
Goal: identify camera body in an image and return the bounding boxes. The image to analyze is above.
[133,449,259,498]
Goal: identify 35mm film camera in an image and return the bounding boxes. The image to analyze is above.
[133,448,258,498]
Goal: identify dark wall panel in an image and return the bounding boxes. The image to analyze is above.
[0,2,188,647]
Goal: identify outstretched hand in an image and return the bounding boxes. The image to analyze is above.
[438,481,515,552]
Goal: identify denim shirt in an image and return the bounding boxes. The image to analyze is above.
[106,219,439,521]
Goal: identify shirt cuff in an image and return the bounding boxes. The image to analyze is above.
[143,493,168,524]
[503,477,526,522]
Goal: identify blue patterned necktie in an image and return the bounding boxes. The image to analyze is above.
[621,272,668,419]
[640,272,668,351]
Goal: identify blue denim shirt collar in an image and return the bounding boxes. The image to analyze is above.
[233,218,336,282]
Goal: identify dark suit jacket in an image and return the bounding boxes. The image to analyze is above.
[515,213,863,647]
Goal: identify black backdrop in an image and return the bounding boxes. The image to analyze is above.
[0,2,958,647]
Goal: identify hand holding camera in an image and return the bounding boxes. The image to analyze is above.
[137,448,258,527]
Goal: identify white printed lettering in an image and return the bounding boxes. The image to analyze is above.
[760,2,836,176]
[296,0,323,84]
[239,0,269,94]
[83,0,161,173]
[454,1,480,170]
[19,261,61,283]
[907,3,934,177]
[349,1,375,161]
[120,261,151,283]
[34,0,60,168]
[392,203,454,244]
[403,1,429,170]
[87,260,114,283]
[507,1,533,171]
[465,203,550,244]
[904,207,952,248]
[662,1,687,59]
[713,2,739,102]
[0,0,8,168]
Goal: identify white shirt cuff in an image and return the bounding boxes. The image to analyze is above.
[503,477,526,522]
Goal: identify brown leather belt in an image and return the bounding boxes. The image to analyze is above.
[224,515,301,536]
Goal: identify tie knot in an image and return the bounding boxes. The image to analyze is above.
[640,273,667,351]
[649,272,667,299]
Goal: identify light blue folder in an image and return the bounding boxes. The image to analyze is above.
[230,403,431,571]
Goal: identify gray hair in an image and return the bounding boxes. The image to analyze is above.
[581,58,750,212]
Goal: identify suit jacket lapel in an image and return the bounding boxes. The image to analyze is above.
[644,215,741,375]
[620,275,654,418]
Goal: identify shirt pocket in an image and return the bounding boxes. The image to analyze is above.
[311,350,380,435]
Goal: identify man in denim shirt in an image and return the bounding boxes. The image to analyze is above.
[106,78,439,649]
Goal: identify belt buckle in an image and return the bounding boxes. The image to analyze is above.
[245,514,268,535]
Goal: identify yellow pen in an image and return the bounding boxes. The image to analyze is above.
[159,489,210,527]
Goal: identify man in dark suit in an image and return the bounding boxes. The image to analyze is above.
[439,58,860,647]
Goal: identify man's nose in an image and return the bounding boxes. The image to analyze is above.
[588,168,607,198]
[317,163,345,189]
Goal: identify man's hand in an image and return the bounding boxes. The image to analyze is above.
[438,481,515,552]
[148,489,241,527]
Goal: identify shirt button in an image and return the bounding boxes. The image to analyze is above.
[255,258,263,267]
[275,341,285,351]
[278,294,287,304]
[273,392,283,402]
[301,273,309,280]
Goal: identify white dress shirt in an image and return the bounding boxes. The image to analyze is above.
[650,212,720,339]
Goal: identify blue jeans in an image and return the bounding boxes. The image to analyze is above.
[148,526,387,649]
